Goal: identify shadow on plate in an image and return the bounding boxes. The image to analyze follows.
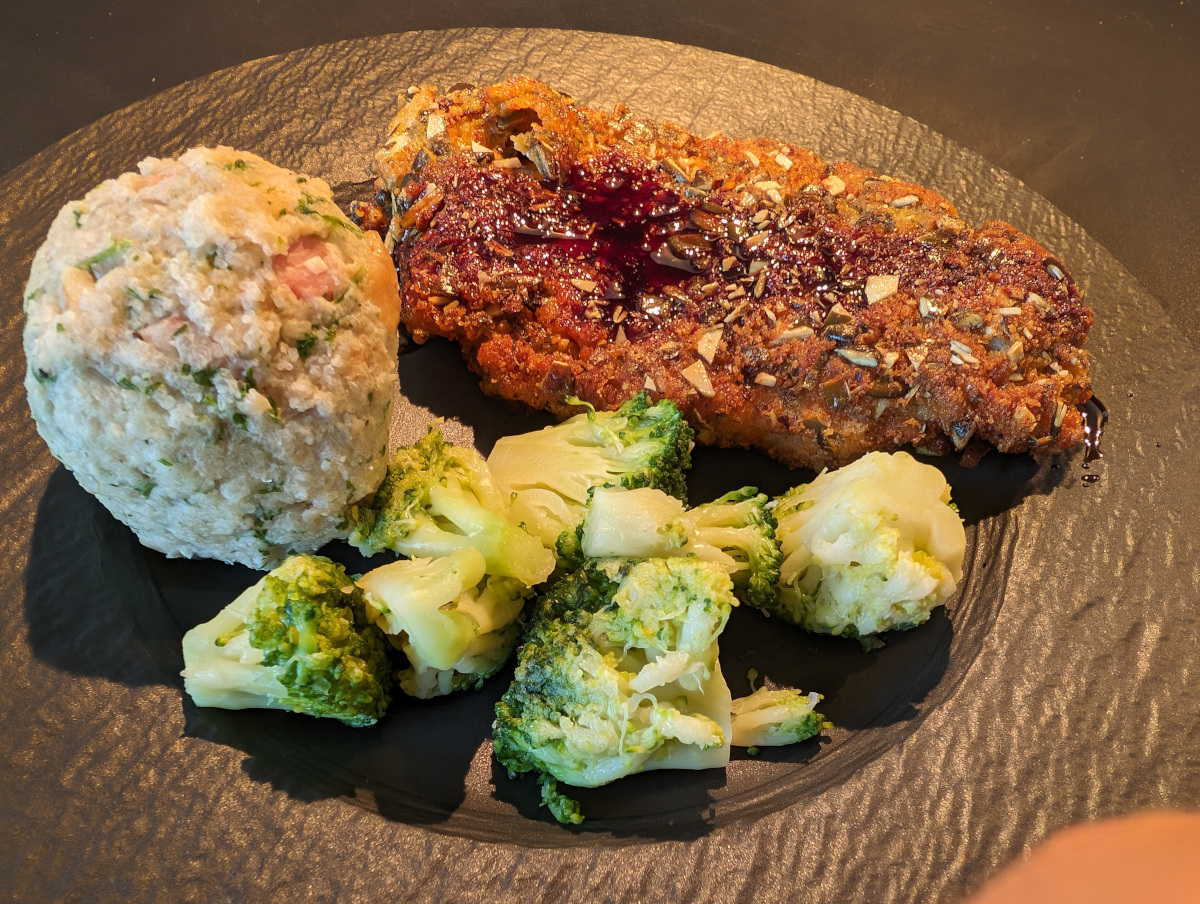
[396,337,557,454]
[23,467,185,688]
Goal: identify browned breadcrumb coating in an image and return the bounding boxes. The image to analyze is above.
[374,77,1092,470]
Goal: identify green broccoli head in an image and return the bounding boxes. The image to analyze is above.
[683,487,782,611]
[770,451,966,638]
[348,426,555,587]
[578,485,781,608]
[488,393,694,561]
[181,555,392,727]
[493,558,736,821]
[356,548,533,699]
[729,685,831,747]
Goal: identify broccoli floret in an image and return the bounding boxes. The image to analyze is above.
[356,547,532,699]
[579,486,782,608]
[539,775,583,825]
[181,555,392,727]
[493,558,736,822]
[769,451,966,638]
[730,686,831,747]
[348,426,555,587]
[487,393,694,562]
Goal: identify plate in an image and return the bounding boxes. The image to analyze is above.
[3,28,1198,904]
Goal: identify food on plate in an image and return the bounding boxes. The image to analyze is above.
[356,547,532,699]
[180,555,392,727]
[372,77,1093,470]
[492,557,739,824]
[769,451,966,638]
[486,392,694,563]
[22,146,401,568]
[729,685,830,748]
[348,425,556,587]
[579,485,782,608]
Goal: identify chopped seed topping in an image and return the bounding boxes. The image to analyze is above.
[906,347,928,370]
[748,260,768,275]
[644,376,657,392]
[754,372,777,387]
[1007,340,1025,363]
[743,231,770,249]
[891,194,919,208]
[772,326,815,345]
[753,271,768,298]
[615,326,628,345]
[996,306,1022,316]
[763,307,776,323]
[697,327,723,364]
[880,350,900,370]
[837,348,879,367]
[681,360,716,398]
[743,150,761,167]
[570,278,597,293]
[822,175,846,197]
[493,156,522,169]
[774,153,793,170]
[865,274,900,304]
[724,302,749,323]
[755,181,782,191]
[918,297,936,317]
[721,256,736,271]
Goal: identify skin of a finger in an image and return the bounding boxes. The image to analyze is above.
[965,812,1200,904]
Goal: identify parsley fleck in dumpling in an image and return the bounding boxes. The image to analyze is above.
[22,147,401,568]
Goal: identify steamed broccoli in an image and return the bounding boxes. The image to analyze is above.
[493,557,736,822]
[181,555,392,726]
[579,485,782,608]
[348,426,555,587]
[768,451,966,638]
[730,686,831,747]
[487,393,694,563]
[356,547,532,698]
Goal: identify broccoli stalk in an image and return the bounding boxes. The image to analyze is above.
[730,686,831,747]
[493,557,736,822]
[181,555,392,727]
[356,547,531,698]
[487,393,694,563]
[579,485,782,608]
[770,451,967,638]
[349,426,555,587]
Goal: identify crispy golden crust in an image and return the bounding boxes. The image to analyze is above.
[375,77,1093,470]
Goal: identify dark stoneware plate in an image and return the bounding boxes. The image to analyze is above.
[3,29,1197,904]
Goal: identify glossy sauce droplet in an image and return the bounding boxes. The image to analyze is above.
[1080,396,1107,485]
